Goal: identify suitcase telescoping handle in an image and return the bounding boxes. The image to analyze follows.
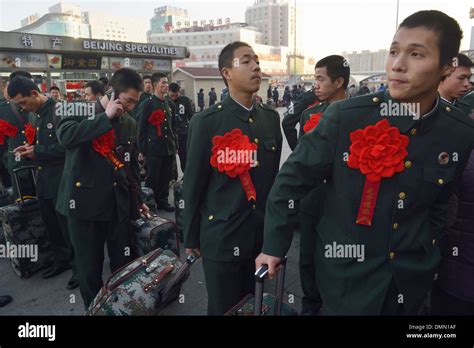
[254,256,287,316]
[12,165,37,204]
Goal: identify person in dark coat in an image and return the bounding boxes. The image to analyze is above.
[197,88,205,112]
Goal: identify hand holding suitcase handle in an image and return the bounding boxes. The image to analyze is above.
[12,166,37,205]
[254,257,287,316]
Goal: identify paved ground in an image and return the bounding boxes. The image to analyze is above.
[0,107,304,316]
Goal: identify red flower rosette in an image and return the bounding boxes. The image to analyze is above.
[347,119,409,226]
[210,128,258,201]
[148,109,165,136]
[24,123,36,145]
[0,119,18,145]
[92,129,124,169]
[303,112,323,133]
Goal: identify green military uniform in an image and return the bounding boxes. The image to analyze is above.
[169,95,194,172]
[183,95,282,315]
[56,102,141,307]
[263,91,474,315]
[0,100,35,197]
[458,91,474,117]
[131,91,151,122]
[282,89,318,150]
[138,95,177,209]
[297,101,329,315]
[30,98,72,271]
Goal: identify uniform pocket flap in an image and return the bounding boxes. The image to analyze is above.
[263,139,277,151]
[423,166,456,185]
[200,205,233,222]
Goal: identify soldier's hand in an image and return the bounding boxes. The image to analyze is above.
[105,98,124,119]
[138,153,145,161]
[139,203,151,218]
[255,253,281,280]
[185,248,201,257]
[19,145,35,159]
[13,144,28,154]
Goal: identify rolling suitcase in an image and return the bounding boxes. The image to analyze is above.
[173,178,183,242]
[131,214,179,257]
[85,248,197,316]
[225,257,298,316]
[0,166,53,278]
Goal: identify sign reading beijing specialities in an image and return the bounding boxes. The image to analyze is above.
[83,40,179,55]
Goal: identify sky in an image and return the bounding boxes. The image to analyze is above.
[0,0,472,59]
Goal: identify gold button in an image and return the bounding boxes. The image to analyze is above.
[249,118,254,123]
[208,215,214,221]
[404,160,412,169]
[271,146,276,151]
[23,141,27,145]
[410,128,417,136]
[217,105,222,109]
[372,97,379,103]
[437,178,444,185]
[128,141,131,145]
[113,182,117,187]
[114,167,118,171]
[256,161,260,167]
[445,106,451,112]
[165,135,168,138]
[36,127,39,131]
[164,118,167,121]
[252,204,256,210]
[38,166,42,170]
[398,192,406,200]
[393,223,399,230]
[254,138,259,144]
[432,239,436,246]
[75,182,81,187]
[49,134,52,137]
[389,252,395,259]
[21,130,25,134]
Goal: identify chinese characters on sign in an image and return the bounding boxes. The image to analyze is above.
[61,54,101,70]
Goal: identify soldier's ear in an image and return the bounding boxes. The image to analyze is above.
[440,61,455,81]
[334,77,344,89]
[221,67,232,84]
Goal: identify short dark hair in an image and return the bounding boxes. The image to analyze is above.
[218,41,251,86]
[169,82,180,93]
[98,77,109,86]
[151,72,167,86]
[456,53,473,68]
[399,10,462,67]
[9,70,32,81]
[7,76,39,98]
[315,55,351,89]
[49,86,60,92]
[85,80,105,96]
[143,75,152,82]
[109,68,143,94]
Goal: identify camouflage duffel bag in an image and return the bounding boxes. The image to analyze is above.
[85,248,190,316]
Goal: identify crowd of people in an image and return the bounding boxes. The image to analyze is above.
[0,9,473,317]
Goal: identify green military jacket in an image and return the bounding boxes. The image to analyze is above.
[29,98,65,200]
[56,102,141,221]
[282,89,318,150]
[132,91,151,122]
[0,100,35,173]
[298,101,329,217]
[183,96,282,262]
[138,95,177,157]
[169,95,194,137]
[458,91,474,117]
[263,91,474,314]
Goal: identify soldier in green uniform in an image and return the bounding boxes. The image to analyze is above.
[256,10,474,315]
[7,76,76,287]
[56,68,149,307]
[298,55,350,315]
[138,72,177,212]
[183,41,282,315]
[0,71,36,197]
[459,90,474,117]
[168,82,194,172]
[438,53,472,106]
[282,87,318,150]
